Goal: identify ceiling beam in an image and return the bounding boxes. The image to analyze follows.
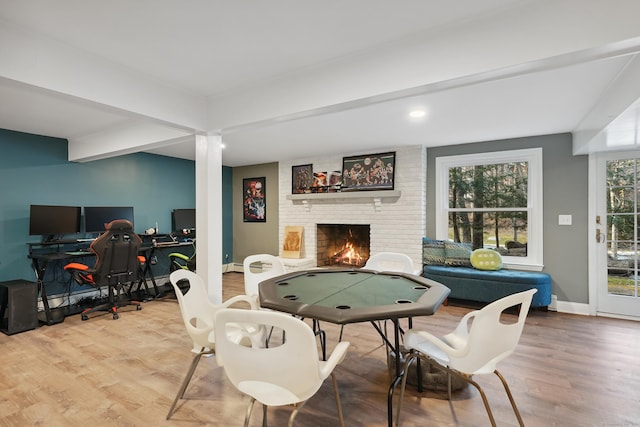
[573,54,640,154]
[0,19,208,134]
[209,0,640,133]
[68,121,194,162]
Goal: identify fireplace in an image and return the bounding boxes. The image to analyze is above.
[316,224,370,267]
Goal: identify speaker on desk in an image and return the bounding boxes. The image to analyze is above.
[0,280,38,335]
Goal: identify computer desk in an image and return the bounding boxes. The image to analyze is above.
[27,237,196,324]
[27,237,180,323]
[136,239,195,297]
[27,243,95,325]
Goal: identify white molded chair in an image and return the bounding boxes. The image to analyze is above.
[243,253,326,353]
[396,288,537,427]
[166,269,265,420]
[363,252,420,275]
[243,254,286,302]
[360,252,419,342]
[215,308,350,427]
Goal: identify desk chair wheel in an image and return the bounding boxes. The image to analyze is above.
[81,314,89,321]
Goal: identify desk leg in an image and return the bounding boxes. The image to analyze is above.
[141,248,161,297]
[31,259,52,325]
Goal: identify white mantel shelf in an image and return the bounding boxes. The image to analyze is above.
[286,190,401,212]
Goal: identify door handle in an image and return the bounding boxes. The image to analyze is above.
[596,228,605,243]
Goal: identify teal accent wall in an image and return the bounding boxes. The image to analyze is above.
[0,128,233,286]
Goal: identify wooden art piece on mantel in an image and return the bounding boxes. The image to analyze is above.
[282,226,304,258]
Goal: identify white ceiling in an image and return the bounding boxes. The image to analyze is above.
[1,0,639,166]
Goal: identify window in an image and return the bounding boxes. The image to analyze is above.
[435,148,543,270]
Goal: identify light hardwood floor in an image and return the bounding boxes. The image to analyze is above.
[1,272,639,426]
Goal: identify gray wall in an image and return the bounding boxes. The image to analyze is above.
[232,162,280,263]
[427,133,589,304]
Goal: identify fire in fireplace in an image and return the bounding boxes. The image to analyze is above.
[316,224,370,268]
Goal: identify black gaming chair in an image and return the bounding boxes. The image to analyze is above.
[64,219,143,320]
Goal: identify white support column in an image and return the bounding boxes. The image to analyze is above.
[195,134,223,304]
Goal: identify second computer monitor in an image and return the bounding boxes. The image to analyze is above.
[172,208,195,233]
[84,206,134,233]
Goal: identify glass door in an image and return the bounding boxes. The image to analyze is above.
[595,152,640,318]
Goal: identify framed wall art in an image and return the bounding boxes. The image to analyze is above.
[243,177,266,222]
[341,151,395,191]
[291,164,313,194]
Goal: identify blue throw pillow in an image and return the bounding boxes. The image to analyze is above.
[444,241,472,267]
[422,237,445,265]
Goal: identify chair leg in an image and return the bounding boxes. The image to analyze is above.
[262,403,268,427]
[494,369,525,427]
[459,374,498,427]
[287,399,309,427]
[401,355,498,427]
[330,373,345,427]
[395,350,418,426]
[243,397,257,427]
[166,348,212,420]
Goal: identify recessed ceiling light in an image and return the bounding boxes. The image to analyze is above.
[409,109,426,118]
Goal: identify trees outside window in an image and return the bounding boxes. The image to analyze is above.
[605,158,640,296]
[436,148,543,270]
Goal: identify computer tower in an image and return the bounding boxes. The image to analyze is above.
[0,280,38,335]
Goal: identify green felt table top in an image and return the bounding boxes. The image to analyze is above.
[259,268,450,325]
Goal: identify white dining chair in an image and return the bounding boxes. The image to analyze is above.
[215,308,350,427]
[166,270,265,420]
[396,288,537,427]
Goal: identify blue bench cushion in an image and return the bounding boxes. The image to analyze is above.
[423,265,552,308]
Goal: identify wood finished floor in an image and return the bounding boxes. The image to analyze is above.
[1,272,639,426]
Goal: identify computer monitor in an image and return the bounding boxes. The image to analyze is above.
[29,205,82,238]
[172,208,195,232]
[84,206,135,233]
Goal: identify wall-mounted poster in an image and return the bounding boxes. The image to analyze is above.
[341,151,395,191]
[243,177,266,222]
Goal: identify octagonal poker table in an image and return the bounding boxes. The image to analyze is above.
[259,268,450,427]
[259,268,449,324]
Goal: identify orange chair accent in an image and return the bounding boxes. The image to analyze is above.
[64,219,143,320]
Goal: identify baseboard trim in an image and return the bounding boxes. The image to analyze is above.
[555,300,590,316]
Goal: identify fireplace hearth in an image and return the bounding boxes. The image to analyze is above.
[316,224,370,268]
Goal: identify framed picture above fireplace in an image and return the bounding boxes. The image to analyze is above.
[341,151,395,191]
[291,164,313,194]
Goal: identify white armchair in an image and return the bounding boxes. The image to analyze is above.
[215,308,350,427]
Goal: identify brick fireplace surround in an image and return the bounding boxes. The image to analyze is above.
[278,145,426,268]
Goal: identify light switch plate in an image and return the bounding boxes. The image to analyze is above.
[558,214,572,225]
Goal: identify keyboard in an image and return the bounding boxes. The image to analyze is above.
[65,250,92,256]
